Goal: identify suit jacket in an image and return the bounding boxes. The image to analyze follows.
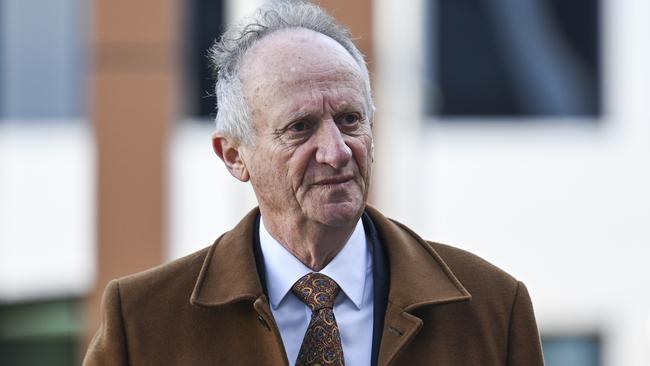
[84,206,544,365]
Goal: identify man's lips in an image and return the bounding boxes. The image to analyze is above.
[313,175,354,185]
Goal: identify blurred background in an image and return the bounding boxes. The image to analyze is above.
[0,0,648,364]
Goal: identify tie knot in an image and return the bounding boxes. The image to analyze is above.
[291,273,340,311]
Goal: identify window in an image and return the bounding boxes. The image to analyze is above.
[428,0,600,117]
[0,0,87,119]
[0,298,82,366]
[542,335,601,366]
[183,0,225,119]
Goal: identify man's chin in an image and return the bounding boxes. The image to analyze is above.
[308,201,365,227]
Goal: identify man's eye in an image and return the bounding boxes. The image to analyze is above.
[289,121,309,132]
[339,113,360,125]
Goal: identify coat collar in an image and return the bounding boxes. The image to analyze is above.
[364,206,471,311]
[190,207,264,307]
[190,206,470,310]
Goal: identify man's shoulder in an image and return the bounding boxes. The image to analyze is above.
[423,240,528,314]
[114,244,214,304]
[427,241,518,288]
[367,206,520,292]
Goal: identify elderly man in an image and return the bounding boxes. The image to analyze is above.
[85,2,544,365]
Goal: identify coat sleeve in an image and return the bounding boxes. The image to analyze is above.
[507,281,544,365]
[83,280,130,366]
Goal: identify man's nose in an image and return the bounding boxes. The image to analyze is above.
[314,120,352,169]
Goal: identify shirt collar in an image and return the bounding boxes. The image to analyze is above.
[259,217,368,310]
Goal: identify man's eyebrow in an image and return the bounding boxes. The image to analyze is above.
[284,104,363,122]
[332,101,367,118]
[284,109,314,122]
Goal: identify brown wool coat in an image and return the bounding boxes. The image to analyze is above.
[84,206,544,365]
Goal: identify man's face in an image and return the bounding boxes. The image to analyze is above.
[239,29,373,227]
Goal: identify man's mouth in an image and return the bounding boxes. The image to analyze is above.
[313,175,354,186]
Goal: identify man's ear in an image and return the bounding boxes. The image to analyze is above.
[212,133,250,182]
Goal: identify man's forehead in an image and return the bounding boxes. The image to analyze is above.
[240,28,360,79]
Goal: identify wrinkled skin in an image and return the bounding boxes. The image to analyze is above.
[213,29,373,269]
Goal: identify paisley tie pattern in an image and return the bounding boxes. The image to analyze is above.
[291,273,345,366]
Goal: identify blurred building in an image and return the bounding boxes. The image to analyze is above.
[1,0,649,365]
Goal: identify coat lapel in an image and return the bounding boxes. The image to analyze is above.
[190,208,264,307]
[365,206,472,366]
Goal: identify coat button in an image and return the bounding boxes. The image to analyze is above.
[257,315,271,331]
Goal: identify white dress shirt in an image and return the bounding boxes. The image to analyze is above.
[259,217,374,366]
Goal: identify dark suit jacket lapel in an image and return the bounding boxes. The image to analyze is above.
[362,212,389,366]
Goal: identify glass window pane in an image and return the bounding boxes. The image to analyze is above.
[183,0,224,118]
[0,0,86,119]
[429,0,600,117]
[542,335,601,366]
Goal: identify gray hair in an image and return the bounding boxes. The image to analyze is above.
[209,0,374,145]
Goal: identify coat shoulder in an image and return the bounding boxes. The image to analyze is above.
[381,213,522,309]
[114,245,214,312]
[377,212,521,301]
[429,242,517,284]
[381,211,519,292]
[120,246,210,287]
[427,241,520,302]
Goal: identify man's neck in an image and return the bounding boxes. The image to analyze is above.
[260,210,358,271]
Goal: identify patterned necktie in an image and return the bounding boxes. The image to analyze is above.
[291,272,345,366]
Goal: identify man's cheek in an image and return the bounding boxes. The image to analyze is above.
[349,143,371,169]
